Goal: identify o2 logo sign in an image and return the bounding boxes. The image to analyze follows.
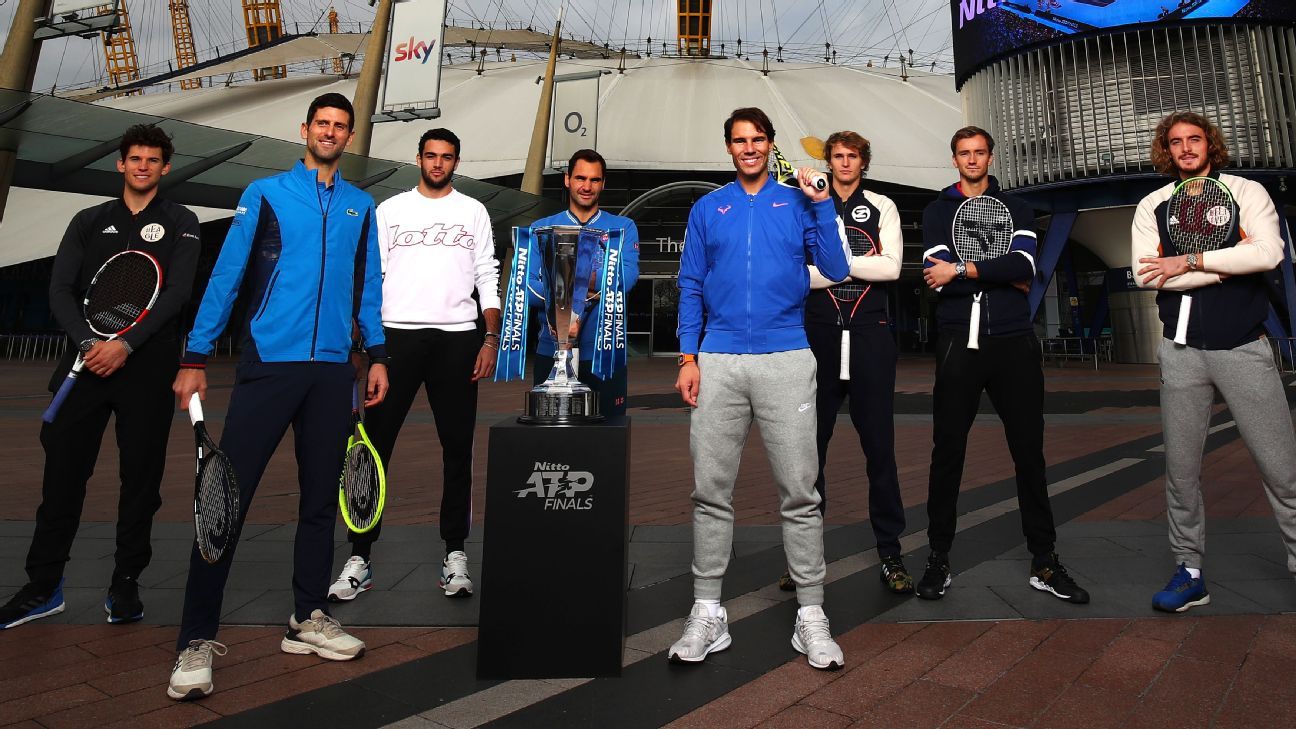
[564,111,588,137]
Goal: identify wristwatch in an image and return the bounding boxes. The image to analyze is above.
[677,353,696,366]
[78,338,98,353]
[1186,253,1199,271]
[955,261,967,280]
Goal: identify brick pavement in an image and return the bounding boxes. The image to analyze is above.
[0,355,1292,728]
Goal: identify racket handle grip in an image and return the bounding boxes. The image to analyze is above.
[839,330,851,380]
[968,296,982,350]
[812,174,827,191]
[42,376,75,423]
[1173,295,1191,346]
[188,392,205,426]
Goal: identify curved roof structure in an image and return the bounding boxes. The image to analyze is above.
[101,55,962,190]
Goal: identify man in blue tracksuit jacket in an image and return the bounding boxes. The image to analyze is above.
[166,94,389,702]
[918,126,1088,607]
[668,108,850,671]
[527,149,640,415]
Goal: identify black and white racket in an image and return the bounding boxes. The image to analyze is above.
[43,250,162,422]
[950,195,1014,349]
[339,381,386,534]
[827,226,876,380]
[1165,176,1237,345]
[189,393,239,564]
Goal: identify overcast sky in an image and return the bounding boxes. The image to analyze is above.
[0,0,955,92]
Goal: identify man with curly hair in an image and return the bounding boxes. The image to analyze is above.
[1132,110,1296,612]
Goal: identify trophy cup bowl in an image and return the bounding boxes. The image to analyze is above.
[519,225,604,424]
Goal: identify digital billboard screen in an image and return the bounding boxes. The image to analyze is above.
[952,0,1296,84]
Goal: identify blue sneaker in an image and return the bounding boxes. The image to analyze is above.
[0,580,65,629]
[1152,564,1211,613]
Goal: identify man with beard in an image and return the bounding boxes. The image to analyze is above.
[0,124,199,631]
[526,148,639,416]
[328,127,500,603]
[1132,110,1296,612]
[919,126,1088,605]
[169,93,388,700]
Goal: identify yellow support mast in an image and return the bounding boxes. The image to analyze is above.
[329,7,343,74]
[169,0,201,89]
[243,0,286,81]
[677,0,711,57]
[99,0,141,91]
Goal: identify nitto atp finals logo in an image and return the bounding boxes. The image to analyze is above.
[394,38,437,64]
[515,461,594,511]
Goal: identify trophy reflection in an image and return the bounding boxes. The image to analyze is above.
[520,225,603,424]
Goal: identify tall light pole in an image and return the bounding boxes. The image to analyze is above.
[350,0,393,158]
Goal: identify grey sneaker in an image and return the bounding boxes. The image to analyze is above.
[668,602,731,663]
[440,550,473,598]
[792,605,844,670]
[167,639,227,700]
[328,556,373,602]
[281,609,365,661]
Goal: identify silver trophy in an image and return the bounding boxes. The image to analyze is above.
[520,225,604,424]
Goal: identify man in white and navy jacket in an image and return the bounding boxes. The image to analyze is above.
[920,126,1089,606]
[1132,110,1296,613]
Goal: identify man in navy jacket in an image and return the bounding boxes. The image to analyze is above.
[670,107,850,671]
[167,93,389,701]
[919,126,1088,606]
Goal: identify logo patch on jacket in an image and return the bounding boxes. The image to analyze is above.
[717,205,731,215]
[346,208,360,217]
[140,223,165,243]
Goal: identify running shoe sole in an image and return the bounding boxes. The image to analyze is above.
[1,601,64,629]
[1153,593,1211,613]
[280,637,365,661]
[166,685,212,701]
[1028,576,1089,604]
[668,632,731,663]
[327,578,373,602]
[791,633,843,671]
[440,582,472,598]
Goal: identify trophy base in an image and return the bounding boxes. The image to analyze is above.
[519,389,603,425]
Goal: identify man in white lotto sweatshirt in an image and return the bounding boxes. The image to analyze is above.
[329,128,501,602]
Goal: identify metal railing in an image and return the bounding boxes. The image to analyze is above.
[0,334,68,361]
[1040,335,1112,370]
[1270,337,1296,375]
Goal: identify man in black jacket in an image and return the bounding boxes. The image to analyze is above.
[0,124,201,629]
[918,126,1088,605]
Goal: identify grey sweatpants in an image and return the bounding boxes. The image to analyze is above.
[1159,337,1296,576]
[690,349,826,605]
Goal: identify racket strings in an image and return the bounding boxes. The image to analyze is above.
[953,197,1013,262]
[343,445,381,528]
[196,454,239,559]
[1167,181,1234,253]
[85,255,159,335]
[829,230,874,301]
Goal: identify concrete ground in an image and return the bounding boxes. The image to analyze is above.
[0,354,1293,728]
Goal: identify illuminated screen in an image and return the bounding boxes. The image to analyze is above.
[952,0,1296,84]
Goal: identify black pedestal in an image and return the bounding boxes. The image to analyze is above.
[476,415,630,679]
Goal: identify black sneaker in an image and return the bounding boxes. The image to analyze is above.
[105,576,144,624]
[880,556,914,594]
[777,570,795,592]
[915,552,951,600]
[1029,553,1090,605]
[0,580,65,629]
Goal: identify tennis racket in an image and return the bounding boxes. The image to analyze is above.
[339,380,386,534]
[828,226,877,380]
[43,250,162,423]
[771,143,826,191]
[189,393,239,564]
[951,195,1014,349]
[1165,176,1237,345]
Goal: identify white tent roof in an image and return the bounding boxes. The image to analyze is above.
[100,56,961,190]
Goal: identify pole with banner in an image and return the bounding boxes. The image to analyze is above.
[549,70,602,169]
[375,0,447,122]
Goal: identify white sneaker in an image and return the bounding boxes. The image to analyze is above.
[792,605,844,670]
[440,551,473,598]
[281,609,365,661]
[167,639,227,700]
[328,556,373,602]
[668,602,731,663]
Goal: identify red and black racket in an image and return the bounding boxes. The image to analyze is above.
[43,250,162,423]
[827,225,876,380]
[1165,176,1237,345]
